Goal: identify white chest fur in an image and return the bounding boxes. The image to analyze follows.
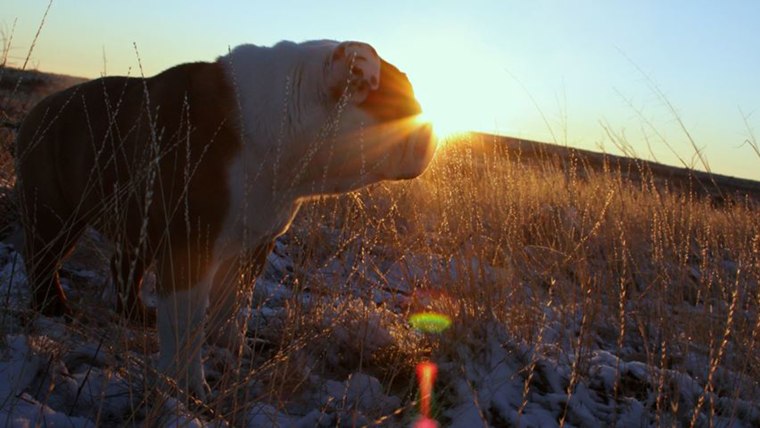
[213,147,302,262]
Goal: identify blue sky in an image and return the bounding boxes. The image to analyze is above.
[5,1,760,180]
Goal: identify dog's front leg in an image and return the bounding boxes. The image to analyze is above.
[156,277,213,400]
[206,243,274,354]
[206,255,248,353]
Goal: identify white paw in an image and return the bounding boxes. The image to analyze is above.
[156,354,209,401]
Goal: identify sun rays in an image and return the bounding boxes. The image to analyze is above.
[395,34,510,140]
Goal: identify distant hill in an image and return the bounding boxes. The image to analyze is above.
[466,132,760,206]
[0,66,87,127]
[0,66,86,93]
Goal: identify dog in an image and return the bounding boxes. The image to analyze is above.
[14,40,435,398]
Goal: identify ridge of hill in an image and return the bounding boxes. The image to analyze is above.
[470,131,760,204]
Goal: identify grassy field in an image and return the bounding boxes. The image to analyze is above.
[1,61,760,427]
[287,133,760,426]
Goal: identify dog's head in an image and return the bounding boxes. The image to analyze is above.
[302,40,437,194]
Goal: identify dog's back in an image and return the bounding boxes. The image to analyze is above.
[15,61,240,315]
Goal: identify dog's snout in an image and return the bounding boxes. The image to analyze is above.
[415,124,435,157]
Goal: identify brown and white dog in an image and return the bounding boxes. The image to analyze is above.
[14,40,435,398]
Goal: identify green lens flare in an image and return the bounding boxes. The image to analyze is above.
[409,312,452,334]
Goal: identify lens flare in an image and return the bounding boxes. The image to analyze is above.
[416,361,438,419]
[409,312,452,334]
[413,417,439,428]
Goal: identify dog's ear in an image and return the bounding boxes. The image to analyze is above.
[326,41,381,104]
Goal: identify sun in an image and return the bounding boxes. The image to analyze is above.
[414,87,482,139]
[396,35,509,141]
[415,109,469,141]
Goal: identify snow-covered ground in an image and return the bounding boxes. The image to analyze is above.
[1,227,759,427]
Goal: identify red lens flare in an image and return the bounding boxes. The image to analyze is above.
[416,361,438,419]
[413,416,439,428]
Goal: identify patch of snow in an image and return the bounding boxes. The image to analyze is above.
[0,244,29,309]
[347,372,398,410]
[67,367,135,423]
[0,336,95,427]
[0,336,41,402]
[159,397,206,428]
[251,278,294,307]
[0,392,95,428]
[262,238,295,283]
[247,402,298,427]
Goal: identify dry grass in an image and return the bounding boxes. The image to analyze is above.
[238,128,758,425]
